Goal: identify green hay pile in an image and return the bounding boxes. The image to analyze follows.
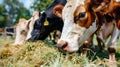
[0,37,120,67]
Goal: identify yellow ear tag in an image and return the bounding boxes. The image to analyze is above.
[44,18,49,26]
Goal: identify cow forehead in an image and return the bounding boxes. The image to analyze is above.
[32,11,39,17]
[19,18,26,22]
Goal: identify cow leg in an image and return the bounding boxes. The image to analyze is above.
[91,36,95,51]
[107,25,119,62]
[81,40,89,58]
[81,36,93,57]
[97,37,105,52]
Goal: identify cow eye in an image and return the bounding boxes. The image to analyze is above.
[78,12,86,18]
[71,32,78,34]
[21,30,26,35]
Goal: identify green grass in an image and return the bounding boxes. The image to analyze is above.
[0,36,120,67]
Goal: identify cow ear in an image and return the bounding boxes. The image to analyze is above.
[53,5,64,18]
[26,19,32,29]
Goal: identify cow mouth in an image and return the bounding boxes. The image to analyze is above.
[58,48,76,54]
[28,29,45,42]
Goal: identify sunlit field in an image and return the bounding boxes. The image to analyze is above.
[0,35,120,67]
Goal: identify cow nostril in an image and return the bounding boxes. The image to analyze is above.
[57,41,68,51]
[61,42,68,49]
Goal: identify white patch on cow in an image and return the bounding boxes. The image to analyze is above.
[116,0,120,2]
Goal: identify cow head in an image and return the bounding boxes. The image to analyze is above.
[28,0,66,42]
[25,11,40,40]
[57,0,98,53]
[14,18,31,45]
[14,11,40,45]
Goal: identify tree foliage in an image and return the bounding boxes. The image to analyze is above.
[31,0,53,11]
[0,4,8,28]
[3,0,31,26]
[0,0,53,27]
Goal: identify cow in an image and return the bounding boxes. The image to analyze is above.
[55,0,119,62]
[28,0,67,42]
[93,0,120,62]
[14,11,40,45]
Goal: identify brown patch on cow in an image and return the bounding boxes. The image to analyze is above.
[117,20,120,29]
[108,0,120,29]
[85,0,111,27]
[53,5,64,18]
[74,2,96,28]
[74,4,86,23]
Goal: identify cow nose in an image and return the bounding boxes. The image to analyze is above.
[57,40,69,52]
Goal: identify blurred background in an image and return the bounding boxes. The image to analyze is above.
[0,0,53,28]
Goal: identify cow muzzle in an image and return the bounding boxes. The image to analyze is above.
[57,40,70,52]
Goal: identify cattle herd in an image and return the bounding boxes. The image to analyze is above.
[12,0,120,63]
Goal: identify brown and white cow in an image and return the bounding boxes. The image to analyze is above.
[14,11,40,45]
[94,0,120,62]
[55,0,120,62]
